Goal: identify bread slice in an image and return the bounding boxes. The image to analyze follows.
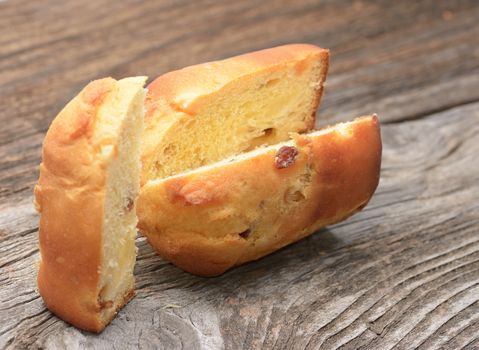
[137,115,382,276]
[141,44,329,184]
[34,76,147,332]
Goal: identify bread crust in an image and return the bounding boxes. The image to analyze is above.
[137,116,382,276]
[142,44,329,183]
[146,44,329,116]
[34,78,143,332]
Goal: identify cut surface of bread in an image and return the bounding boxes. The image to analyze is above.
[141,44,329,184]
[34,76,146,332]
[137,115,382,276]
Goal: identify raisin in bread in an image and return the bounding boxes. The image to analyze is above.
[34,76,146,332]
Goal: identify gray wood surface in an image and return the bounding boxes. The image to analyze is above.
[1,0,479,349]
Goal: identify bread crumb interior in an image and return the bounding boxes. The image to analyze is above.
[146,58,326,180]
[96,78,145,322]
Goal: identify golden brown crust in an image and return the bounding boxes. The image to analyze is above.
[146,44,329,116]
[35,78,114,332]
[35,77,143,333]
[137,116,382,276]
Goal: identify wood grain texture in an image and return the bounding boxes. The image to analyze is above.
[1,0,478,349]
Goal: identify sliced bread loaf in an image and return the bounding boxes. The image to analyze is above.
[137,115,381,276]
[34,76,146,332]
[141,44,329,183]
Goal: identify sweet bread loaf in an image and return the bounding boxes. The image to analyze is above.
[137,116,381,276]
[141,44,329,184]
[34,76,146,332]
[34,44,382,333]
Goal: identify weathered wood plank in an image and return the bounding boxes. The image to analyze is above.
[1,102,478,349]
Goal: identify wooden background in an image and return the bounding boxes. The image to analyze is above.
[1,0,479,349]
